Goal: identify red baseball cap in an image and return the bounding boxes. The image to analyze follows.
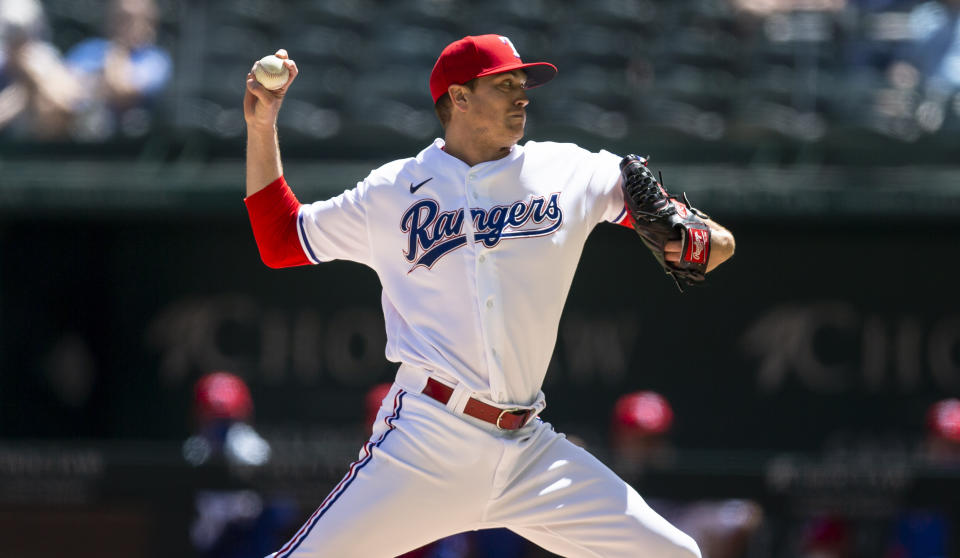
[612,391,674,435]
[194,371,253,423]
[927,398,960,442]
[429,34,558,103]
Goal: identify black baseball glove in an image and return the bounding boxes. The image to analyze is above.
[619,154,711,292]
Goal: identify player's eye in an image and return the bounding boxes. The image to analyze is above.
[497,78,526,91]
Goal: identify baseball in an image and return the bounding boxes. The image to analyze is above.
[254,54,289,90]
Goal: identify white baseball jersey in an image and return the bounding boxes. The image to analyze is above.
[297,138,626,408]
[259,138,703,558]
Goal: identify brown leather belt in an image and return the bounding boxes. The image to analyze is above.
[421,377,533,430]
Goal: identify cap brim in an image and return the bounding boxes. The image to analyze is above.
[476,62,558,89]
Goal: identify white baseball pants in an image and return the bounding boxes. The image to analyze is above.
[268,382,701,558]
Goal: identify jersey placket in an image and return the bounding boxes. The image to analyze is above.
[464,167,508,402]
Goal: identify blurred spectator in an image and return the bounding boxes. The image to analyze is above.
[64,0,171,141]
[730,0,846,15]
[870,0,960,137]
[0,0,84,139]
[893,0,960,88]
[611,390,764,558]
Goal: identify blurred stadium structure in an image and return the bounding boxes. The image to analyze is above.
[2,0,960,557]
[0,0,959,214]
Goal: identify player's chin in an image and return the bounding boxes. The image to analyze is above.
[506,120,526,141]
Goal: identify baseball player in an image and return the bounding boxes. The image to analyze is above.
[244,35,735,558]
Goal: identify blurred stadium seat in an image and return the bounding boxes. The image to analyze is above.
[3,0,960,159]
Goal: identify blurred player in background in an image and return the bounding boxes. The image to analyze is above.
[183,370,271,468]
[610,390,676,474]
[243,34,735,557]
[185,371,298,558]
[923,397,960,465]
[611,391,764,558]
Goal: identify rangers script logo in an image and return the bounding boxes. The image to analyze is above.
[401,194,563,272]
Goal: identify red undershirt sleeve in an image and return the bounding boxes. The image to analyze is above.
[243,176,312,268]
[616,203,635,229]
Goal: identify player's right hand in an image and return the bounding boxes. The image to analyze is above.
[243,49,299,130]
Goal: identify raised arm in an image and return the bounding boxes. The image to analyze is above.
[243,50,311,269]
[244,49,298,197]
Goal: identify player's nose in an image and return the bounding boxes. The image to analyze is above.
[515,91,529,108]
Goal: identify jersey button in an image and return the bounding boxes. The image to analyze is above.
[478,255,486,263]
[486,299,494,309]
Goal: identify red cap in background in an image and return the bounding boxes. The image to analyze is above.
[927,398,960,442]
[194,371,253,423]
[612,391,674,435]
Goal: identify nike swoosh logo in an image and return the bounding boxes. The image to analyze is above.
[410,177,433,194]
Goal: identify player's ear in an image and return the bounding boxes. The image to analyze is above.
[449,84,469,112]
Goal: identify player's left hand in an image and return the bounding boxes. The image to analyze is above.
[665,226,735,270]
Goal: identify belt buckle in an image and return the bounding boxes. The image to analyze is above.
[496,408,526,430]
